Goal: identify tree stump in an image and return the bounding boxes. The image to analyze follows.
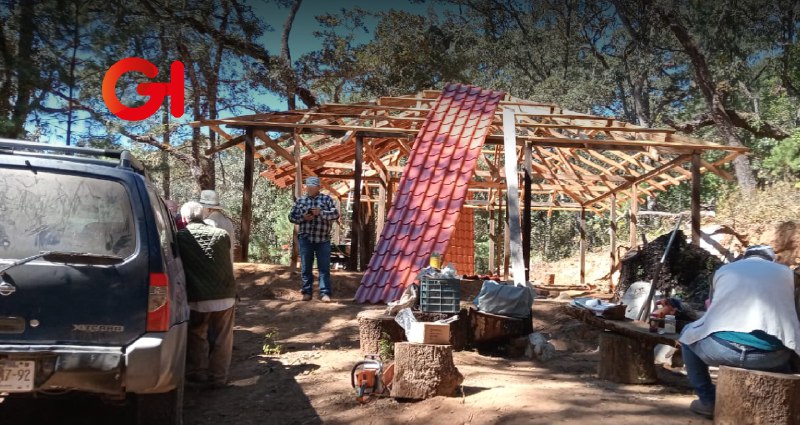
[357,310,405,356]
[391,342,464,400]
[598,331,657,384]
[357,309,469,355]
[715,366,800,425]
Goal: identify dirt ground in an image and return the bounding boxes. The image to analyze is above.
[1,264,711,425]
[182,264,709,425]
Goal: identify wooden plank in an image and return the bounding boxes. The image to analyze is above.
[691,153,702,246]
[502,109,527,287]
[564,307,679,347]
[240,130,255,262]
[348,134,364,271]
[376,184,387,243]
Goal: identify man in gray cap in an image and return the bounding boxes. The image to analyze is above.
[680,245,800,419]
[288,177,340,302]
[200,189,236,262]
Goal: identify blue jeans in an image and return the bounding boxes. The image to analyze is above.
[681,334,792,404]
[298,237,332,296]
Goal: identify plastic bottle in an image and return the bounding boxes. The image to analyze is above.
[429,252,441,269]
[664,315,677,334]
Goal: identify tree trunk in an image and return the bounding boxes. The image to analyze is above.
[8,0,37,138]
[715,366,800,425]
[391,342,463,400]
[281,0,302,110]
[597,331,657,384]
[653,4,756,191]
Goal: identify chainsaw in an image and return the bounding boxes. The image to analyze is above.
[350,355,393,403]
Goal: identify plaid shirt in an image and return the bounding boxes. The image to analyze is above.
[288,193,340,243]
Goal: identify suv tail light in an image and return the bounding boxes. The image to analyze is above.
[147,273,170,332]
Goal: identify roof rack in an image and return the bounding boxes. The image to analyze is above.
[0,138,145,173]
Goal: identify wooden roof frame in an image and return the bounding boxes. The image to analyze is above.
[191,90,746,212]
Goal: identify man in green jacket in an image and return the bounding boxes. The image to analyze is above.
[178,201,237,388]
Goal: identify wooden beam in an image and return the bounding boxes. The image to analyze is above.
[240,130,255,262]
[579,207,587,286]
[489,208,496,274]
[290,131,303,273]
[348,134,364,271]
[629,184,639,249]
[586,155,691,206]
[691,153,702,246]
[609,192,617,293]
[205,134,246,156]
[523,143,533,283]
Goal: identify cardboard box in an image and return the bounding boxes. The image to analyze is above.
[407,322,451,345]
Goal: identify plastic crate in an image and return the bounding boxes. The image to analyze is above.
[420,278,461,313]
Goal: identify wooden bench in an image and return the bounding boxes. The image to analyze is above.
[565,306,680,384]
[715,366,800,425]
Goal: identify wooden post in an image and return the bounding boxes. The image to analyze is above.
[240,129,255,262]
[488,207,496,274]
[609,193,617,292]
[289,132,303,273]
[523,143,533,283]
[691,153,702,246]
[579,207,586,286]
[629,184,639,249]
[348,134,363,271]
[598,332,657,384]
[376,184,387,240]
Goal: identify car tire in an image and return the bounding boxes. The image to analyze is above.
[133,380,184,425]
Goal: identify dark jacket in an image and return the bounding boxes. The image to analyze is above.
[178,222,236,302]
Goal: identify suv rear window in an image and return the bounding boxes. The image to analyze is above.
[0,168,136,259]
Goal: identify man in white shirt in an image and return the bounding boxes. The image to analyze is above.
[680,245,800,419]
[199,189,237,262]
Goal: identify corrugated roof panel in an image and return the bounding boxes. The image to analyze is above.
[356,83,503,303]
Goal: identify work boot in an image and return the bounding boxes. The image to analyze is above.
[689,399,714,419]
[320,295,331,303]
[302,293,312,301]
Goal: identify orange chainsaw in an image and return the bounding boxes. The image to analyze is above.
[350,355,394,403]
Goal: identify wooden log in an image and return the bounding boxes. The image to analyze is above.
[715,366,800,425]
[470,308,533,344]
[598,331,657,384]
[391,342,464,400]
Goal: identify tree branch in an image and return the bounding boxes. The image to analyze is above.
[663,109,791,139]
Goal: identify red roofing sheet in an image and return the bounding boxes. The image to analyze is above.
[356,83,504,303]
[447,207,475,276]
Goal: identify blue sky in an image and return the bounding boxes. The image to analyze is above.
[250,0,450,110]
[34,0,451,145]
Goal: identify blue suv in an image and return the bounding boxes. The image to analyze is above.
[0,140,189,425]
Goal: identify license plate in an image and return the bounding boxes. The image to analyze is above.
[0,360,35,392]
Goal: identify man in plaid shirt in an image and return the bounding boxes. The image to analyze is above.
[288,177,340,302]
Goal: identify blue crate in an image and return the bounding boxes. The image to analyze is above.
[420,278,461,313]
